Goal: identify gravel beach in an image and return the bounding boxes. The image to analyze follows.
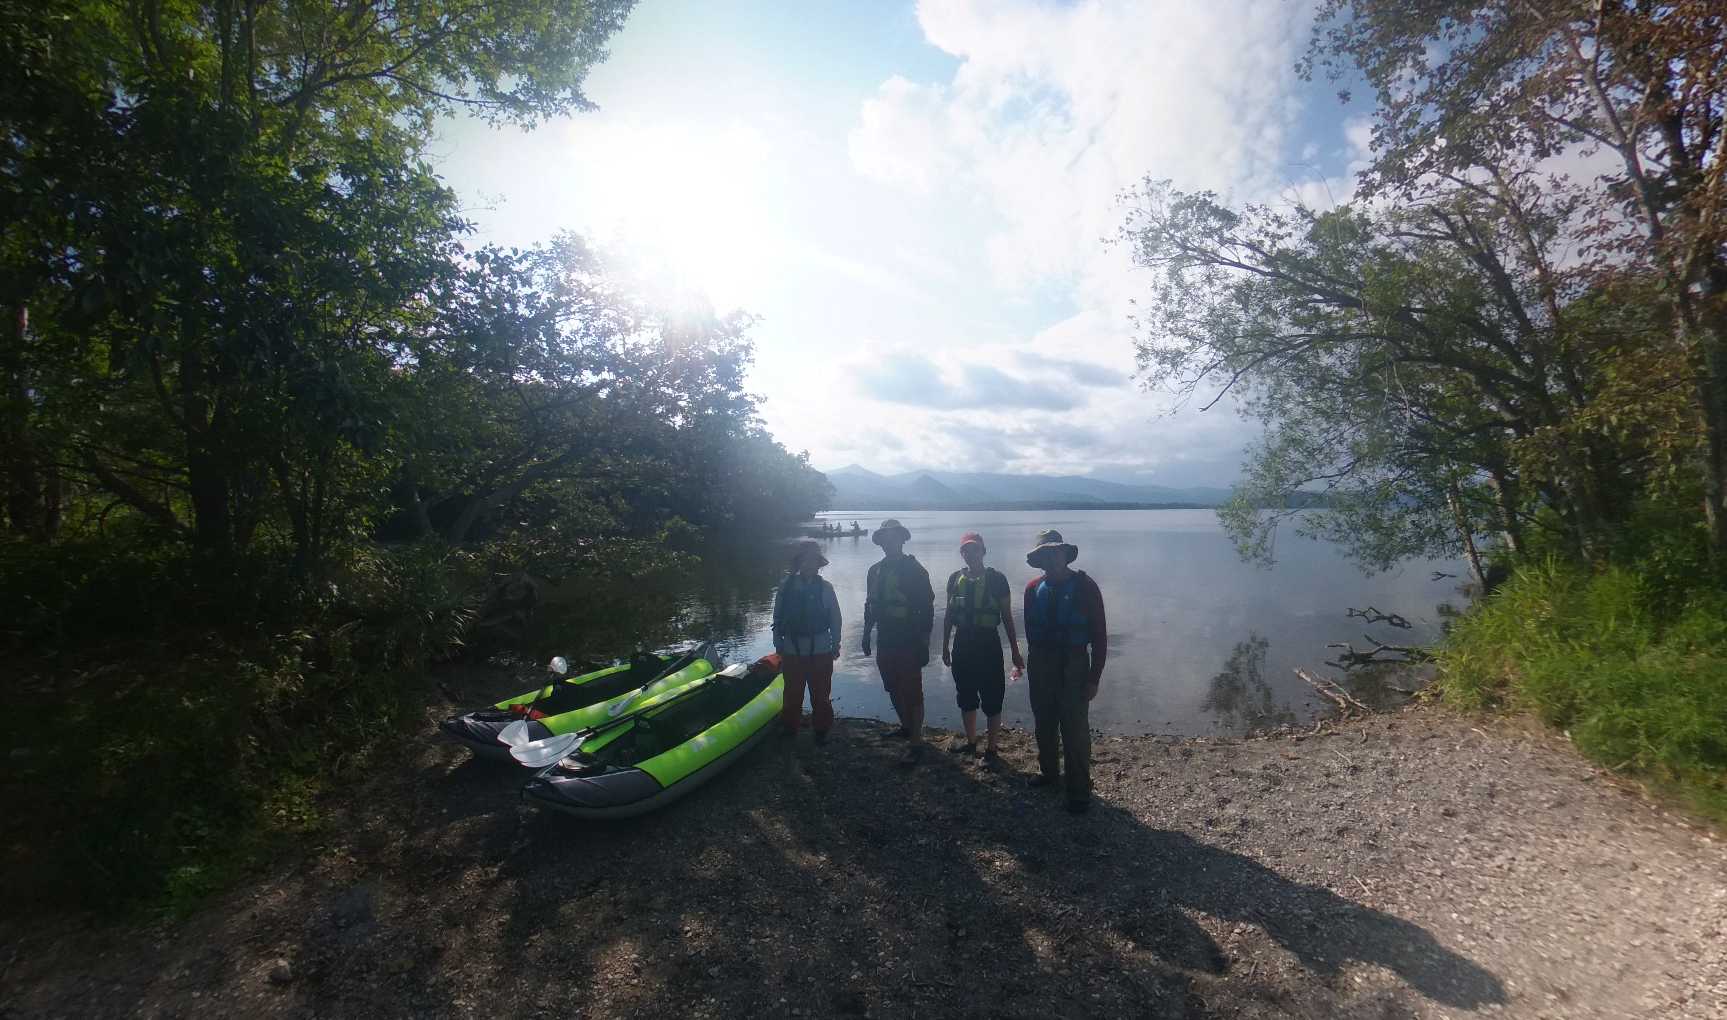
[3,699,1724,1019]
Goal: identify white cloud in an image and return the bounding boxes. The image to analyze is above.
[852,0,1314,295]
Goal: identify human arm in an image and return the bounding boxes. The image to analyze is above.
[1083,574,1107,689]
[918,562,936,665]
[941,572,955,667]
[860,563,876,656]
[997,571,1024,671]
[825,581,843,660]
[771,580,787,655]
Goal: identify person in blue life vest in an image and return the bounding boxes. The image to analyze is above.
[772,539,842,744]
[860,518,935,767]
[1022,529,1108,814]
[941,531,1024,764]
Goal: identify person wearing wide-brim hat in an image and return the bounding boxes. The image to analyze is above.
[941,531,1023,763]
[772,538,843,744]
[860,518,934,765]
[1021,528,1108,813]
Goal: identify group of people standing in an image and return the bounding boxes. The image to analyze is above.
[770,519,1107,814]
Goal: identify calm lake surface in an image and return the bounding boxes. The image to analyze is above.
[677,509,1461,737]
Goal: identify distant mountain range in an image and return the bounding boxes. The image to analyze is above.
[820,465,1236,510]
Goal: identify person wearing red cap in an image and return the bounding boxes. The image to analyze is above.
[773,538,842,743]
[941,532,1023,763]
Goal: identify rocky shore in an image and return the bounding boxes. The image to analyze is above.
[3,701,1724,1019]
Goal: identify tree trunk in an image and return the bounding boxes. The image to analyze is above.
[3,303,41,538]
[1486,466,1522,555]
[1694,301,1727,561]
[1447,481,1487,592]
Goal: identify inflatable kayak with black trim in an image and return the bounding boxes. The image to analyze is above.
[439,643,718,761]
[520,653,784,819]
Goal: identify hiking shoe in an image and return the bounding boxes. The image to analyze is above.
[1066,799,1091,815]
[948,738,978,755]
[1027,773,1059,789]
[897,745,924,768]
[813,730,829,746]
[981,747,1002,767]
[881,727,910,742]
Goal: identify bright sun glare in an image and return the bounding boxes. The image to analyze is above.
[571,121,787,312]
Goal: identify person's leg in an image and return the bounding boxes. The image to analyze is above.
[780,655,809,734]
[1026,646,1061,781]
[952,654,980,748]
[979,659,1006,754]
[1059,650,1093,807]
[878,653,907,732]
[809,654,834,736]
[904,660,925,745]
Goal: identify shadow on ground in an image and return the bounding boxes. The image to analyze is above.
[252,716,1504,1020]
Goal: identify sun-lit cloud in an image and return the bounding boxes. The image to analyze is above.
[434,0,1355,485]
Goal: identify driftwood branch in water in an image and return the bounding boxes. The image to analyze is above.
[1346,605,1413,630]
[1324,633,1432,670]
[1295,667,1372,716]
[1431,571,1457,581]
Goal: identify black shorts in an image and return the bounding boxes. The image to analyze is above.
[951,632,1005,716]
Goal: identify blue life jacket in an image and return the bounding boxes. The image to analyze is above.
[1025,573,1091,647]
[781,576,829,637]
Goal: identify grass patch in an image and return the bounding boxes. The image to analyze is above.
[1438,558,1727,821]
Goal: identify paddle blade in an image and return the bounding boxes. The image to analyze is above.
[498,720,532,747]
[508,731,585,768]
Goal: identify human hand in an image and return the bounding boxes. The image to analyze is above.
[1084,681,1099,702]
[831,648,841,662]
[1010,649,1025,671]
[1009,665,1022,684]
[861,637,872,657]
[941,647,952,667]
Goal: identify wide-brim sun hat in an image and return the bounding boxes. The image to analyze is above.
[1027,528,1078,565]
[959,531,986,553]
[791,538,829,570]
[873,518,912,545]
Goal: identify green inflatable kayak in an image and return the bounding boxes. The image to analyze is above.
[520,653,785,819]
[439,643,718,762]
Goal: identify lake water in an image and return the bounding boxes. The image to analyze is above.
[674,509,1462,737]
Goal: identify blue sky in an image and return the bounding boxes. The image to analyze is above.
[433,0,1370,487]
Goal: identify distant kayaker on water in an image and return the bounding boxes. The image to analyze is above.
[773,539,842,744]
[941,531,1023,764]
[861,518,935,766]
[1023,529,1108,814]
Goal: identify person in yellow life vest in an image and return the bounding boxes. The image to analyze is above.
[860,518,934,766]
[941,532,1023,763]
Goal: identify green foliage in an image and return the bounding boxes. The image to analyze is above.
[1439,560,1727,820]
[0,0,833,914]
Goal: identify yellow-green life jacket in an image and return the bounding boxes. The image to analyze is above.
[947,568,1003,631]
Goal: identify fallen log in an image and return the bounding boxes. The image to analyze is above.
[1294,667,1373,716]
[1345,605,1412,630]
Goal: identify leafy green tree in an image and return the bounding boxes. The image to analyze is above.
[1305,0,1727,554]
[0,0,634,564]
[1122,179,1691,576]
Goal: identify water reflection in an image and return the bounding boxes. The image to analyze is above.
[1199,635,1298,735]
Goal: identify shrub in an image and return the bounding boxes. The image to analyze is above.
[1439,559,1727,819]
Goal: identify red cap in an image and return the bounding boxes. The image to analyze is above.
[959,532,986,553]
